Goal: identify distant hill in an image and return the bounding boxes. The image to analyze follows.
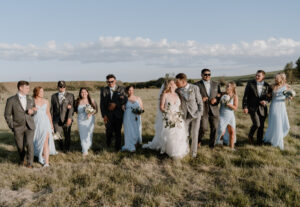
[1,70,299,93]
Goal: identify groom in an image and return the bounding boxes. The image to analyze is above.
[242,70,272,145]
[175,73,203,157]
[4,81,36,168]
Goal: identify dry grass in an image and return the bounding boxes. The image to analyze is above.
[0,85,299,207]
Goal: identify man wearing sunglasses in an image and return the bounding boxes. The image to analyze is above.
[100,74,127,151]
[242,70,272,145]
[195,69,221,148]
[50,81,75,152]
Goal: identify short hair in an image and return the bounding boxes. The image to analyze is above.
[175,73,187,81]
[33,86,43,98]
[256,70,266,76]
[106,74,116,80]
[17,80,29,90]
[201,68,211,74]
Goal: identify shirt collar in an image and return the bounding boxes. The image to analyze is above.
[203,80,210,84]
[257,81,264,85]
[18,93,26,99]
[110,85,117,91]
[59,92,65,96]
[184,83,190,90]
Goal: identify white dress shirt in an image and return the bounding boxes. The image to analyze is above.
[18,93,27,110]
[110,86,117,99]
[203,80,211,97]
[257,81,264,97]
[58,92,65,105]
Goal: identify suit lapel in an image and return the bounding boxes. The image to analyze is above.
[252,81,259,97]
[15,94,25,111]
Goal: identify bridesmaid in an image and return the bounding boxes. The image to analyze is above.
[75,88,98,155]
[215,82,238,150]
[122,86,144,152]
[264,73,290,150]
[33,87,57,167]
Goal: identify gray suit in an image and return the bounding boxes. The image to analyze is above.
[176,84,203,156]
[50,92,75,151]
[4,94,36,165]
[195,80,221,147]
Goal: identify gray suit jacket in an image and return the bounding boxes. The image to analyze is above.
[176,84,203,120]
[50,92,75,124]
[195,80,221,117]
[4,94,36,131]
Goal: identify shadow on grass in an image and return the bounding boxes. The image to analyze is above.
[0,130,19,164]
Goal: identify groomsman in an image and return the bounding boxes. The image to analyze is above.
[4,81,36,168]
[242,70,272,145]
[195,69,221,148]
[50,81,75,152]
[100,74,127,150]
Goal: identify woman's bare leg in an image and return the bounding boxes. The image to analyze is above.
[227,125,235,149]
[43,132,50,165]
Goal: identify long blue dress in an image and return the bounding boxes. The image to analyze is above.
[77,105,95,154]
[215,96,236,146]
[264,85,290,150]
[122,101,142,152]
[33,103,57,165]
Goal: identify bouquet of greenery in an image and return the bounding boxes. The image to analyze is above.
[132,107,144,121]
[220,94,231,105]
[283,89,296,98]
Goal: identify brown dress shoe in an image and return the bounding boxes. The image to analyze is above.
[26,165,33,169]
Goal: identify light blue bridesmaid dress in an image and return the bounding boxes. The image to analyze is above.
[33,103,57,165]
[215,96,236,146]
[77,105,95,154]
[264,85,290,150]
[122,101,142,152]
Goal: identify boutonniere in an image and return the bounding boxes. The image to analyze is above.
[188,88,194,95]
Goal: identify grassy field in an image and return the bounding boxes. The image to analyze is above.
[0,84,299,206]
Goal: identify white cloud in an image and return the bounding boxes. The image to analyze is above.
[0,37,299,69]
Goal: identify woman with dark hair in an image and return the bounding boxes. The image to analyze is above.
[122,85,144,152]
[76,88,98,155]
[33,87,57,167]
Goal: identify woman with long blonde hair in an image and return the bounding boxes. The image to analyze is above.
[263,73,291,150]
[215,82,238,150]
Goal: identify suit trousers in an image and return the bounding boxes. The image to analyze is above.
[14,124,34,165]
[54,122,72,151]
[105,118,123,150]
[249,111,266,145]
[185,116,201,155]
[198,111,219,148]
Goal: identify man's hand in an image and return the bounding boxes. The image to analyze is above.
[103,116,109,124]
[108,103,116,111]
[260,101,266,106]
[67,104,72,109]
[27,109,34,115]
[243,108,248,114]
[202,97,208,102]
[211,98,217,105]
[66,118,72,127]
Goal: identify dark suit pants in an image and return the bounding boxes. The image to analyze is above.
[198,111,219,148]
[106,118,123,150]
[54,122,72,151]
[14,125,34,166]
[249,111,266,145]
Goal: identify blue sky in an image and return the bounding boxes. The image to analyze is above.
[0,0,300,82]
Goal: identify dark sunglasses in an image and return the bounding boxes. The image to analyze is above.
[59,86,66,88]
[107,80,114,84]
[203,73,211,77]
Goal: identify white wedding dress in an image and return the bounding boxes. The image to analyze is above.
[143,86,189,159]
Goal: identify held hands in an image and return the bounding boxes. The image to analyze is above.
[66,118,72,127]
[108,103,116,111]
[260,101,266,106]
[210,98,217,105]
[202,97,208,102]
[67,104,72,109]
[243,108,248,114]
[27,107,37,115]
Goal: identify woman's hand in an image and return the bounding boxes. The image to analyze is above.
[67,104,72,109]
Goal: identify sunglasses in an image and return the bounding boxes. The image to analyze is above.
[59,86,66,88]
[107,80,114,84]
[203,74,211,77]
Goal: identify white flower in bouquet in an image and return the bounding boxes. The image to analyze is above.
[283,89,296,98]
[85,104,96,115]
[52,132,62,140]
[220,94,231,105]
[162,103,183,129]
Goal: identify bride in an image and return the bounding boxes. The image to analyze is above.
[143,79,189,159]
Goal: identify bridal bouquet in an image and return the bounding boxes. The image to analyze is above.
[132,107,144,121]
[85,104,96,115]
[283,89,296,98]
[220,94,231,105]
[162,103,183,129]
[52,132,62,140]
